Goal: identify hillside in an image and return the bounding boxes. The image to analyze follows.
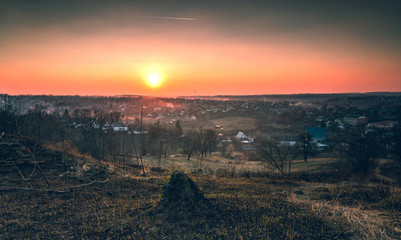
[1,136,400,239]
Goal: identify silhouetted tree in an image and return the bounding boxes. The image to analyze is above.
[175,120,183,137]
[390,125,401,166]
[109,112,122,124]
[346,127,378,181]
[231,137,243,151]
[257,137,299,176]
[0,95,17,134]
[18,105,66,143]
[148,121,165,160]
[163,120,183,154]
[334,142,349,177]
[299,131,312,162]
[62,108,70,121]
[199,128,217,157]
[182,130,200,160]
[72,108,91,123]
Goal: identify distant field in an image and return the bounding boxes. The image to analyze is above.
[267,122,291,129]
[208,116,257,132]
[179,116,258,136]
[142,153,262,173]
[140,154,337,176]
[180,113,292,137]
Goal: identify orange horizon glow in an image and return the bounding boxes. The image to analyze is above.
[1,8,401,96]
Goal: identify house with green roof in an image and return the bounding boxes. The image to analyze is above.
[306,127,327,143]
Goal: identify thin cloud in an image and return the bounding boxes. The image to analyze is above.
[135,16,196,21]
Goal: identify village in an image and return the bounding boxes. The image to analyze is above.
[2,93,400,160]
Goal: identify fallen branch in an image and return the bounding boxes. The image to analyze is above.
[20,138,51,188]
[60,178,110,190]
[11,160,32,187]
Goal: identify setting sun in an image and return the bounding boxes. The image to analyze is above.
[146,72,162,88]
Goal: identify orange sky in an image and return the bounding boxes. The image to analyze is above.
[1,1,401,96]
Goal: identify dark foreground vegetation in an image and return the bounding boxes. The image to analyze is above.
[1,135,401,239]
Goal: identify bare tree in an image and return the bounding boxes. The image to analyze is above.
[199,128,217,157]
[0,95,17,134]
[257,138,299,176]
[182,130,200,160]
[390,125,401,166]
[346,127,378,181]
[139,106,146,176]
[299,131,312,162]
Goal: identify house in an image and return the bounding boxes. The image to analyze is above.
[102,123,110,131]
[334,119,345,129]
[235,131,254,143]
[216,133,231,143]
[68,121,88,130]
[112,122,128,132]
[91,121,100,129]
[315,142,329,151]
[306,127,329,151]
[133,130,148,135]
[306,127,327,143]
[343,116,367,126]
[279,141,297,147]
[367,121,398,130]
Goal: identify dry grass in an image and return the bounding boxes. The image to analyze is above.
[139,153,338,179]
[141,153,265,174]
[293,198,396,239]
[289,183,401,240]
[2,137,400,239]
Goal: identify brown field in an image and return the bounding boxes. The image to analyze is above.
[141,154,338,176]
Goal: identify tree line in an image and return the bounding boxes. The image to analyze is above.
[0,102,218,171]
[255,125,401,181]
[2,100,400,181]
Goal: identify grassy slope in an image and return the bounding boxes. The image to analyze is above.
[1,142,401,239]
[1,174,353,239]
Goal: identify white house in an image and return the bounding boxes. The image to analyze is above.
[102,123,110,131]
[235,131,254,143]
[133,130,148,135]
[112,122,128,132]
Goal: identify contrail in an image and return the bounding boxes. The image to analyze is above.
[136,16,196,21]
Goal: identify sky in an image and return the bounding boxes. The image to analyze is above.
[1,0,401,96]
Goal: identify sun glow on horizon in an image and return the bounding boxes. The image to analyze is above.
[146,72,163,88]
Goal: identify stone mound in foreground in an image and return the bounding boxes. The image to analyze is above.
[156,171,209,219]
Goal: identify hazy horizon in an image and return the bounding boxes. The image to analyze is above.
[3,91,401,99]
[1,0,401,96]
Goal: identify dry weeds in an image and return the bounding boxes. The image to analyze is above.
[290,186,401,240]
